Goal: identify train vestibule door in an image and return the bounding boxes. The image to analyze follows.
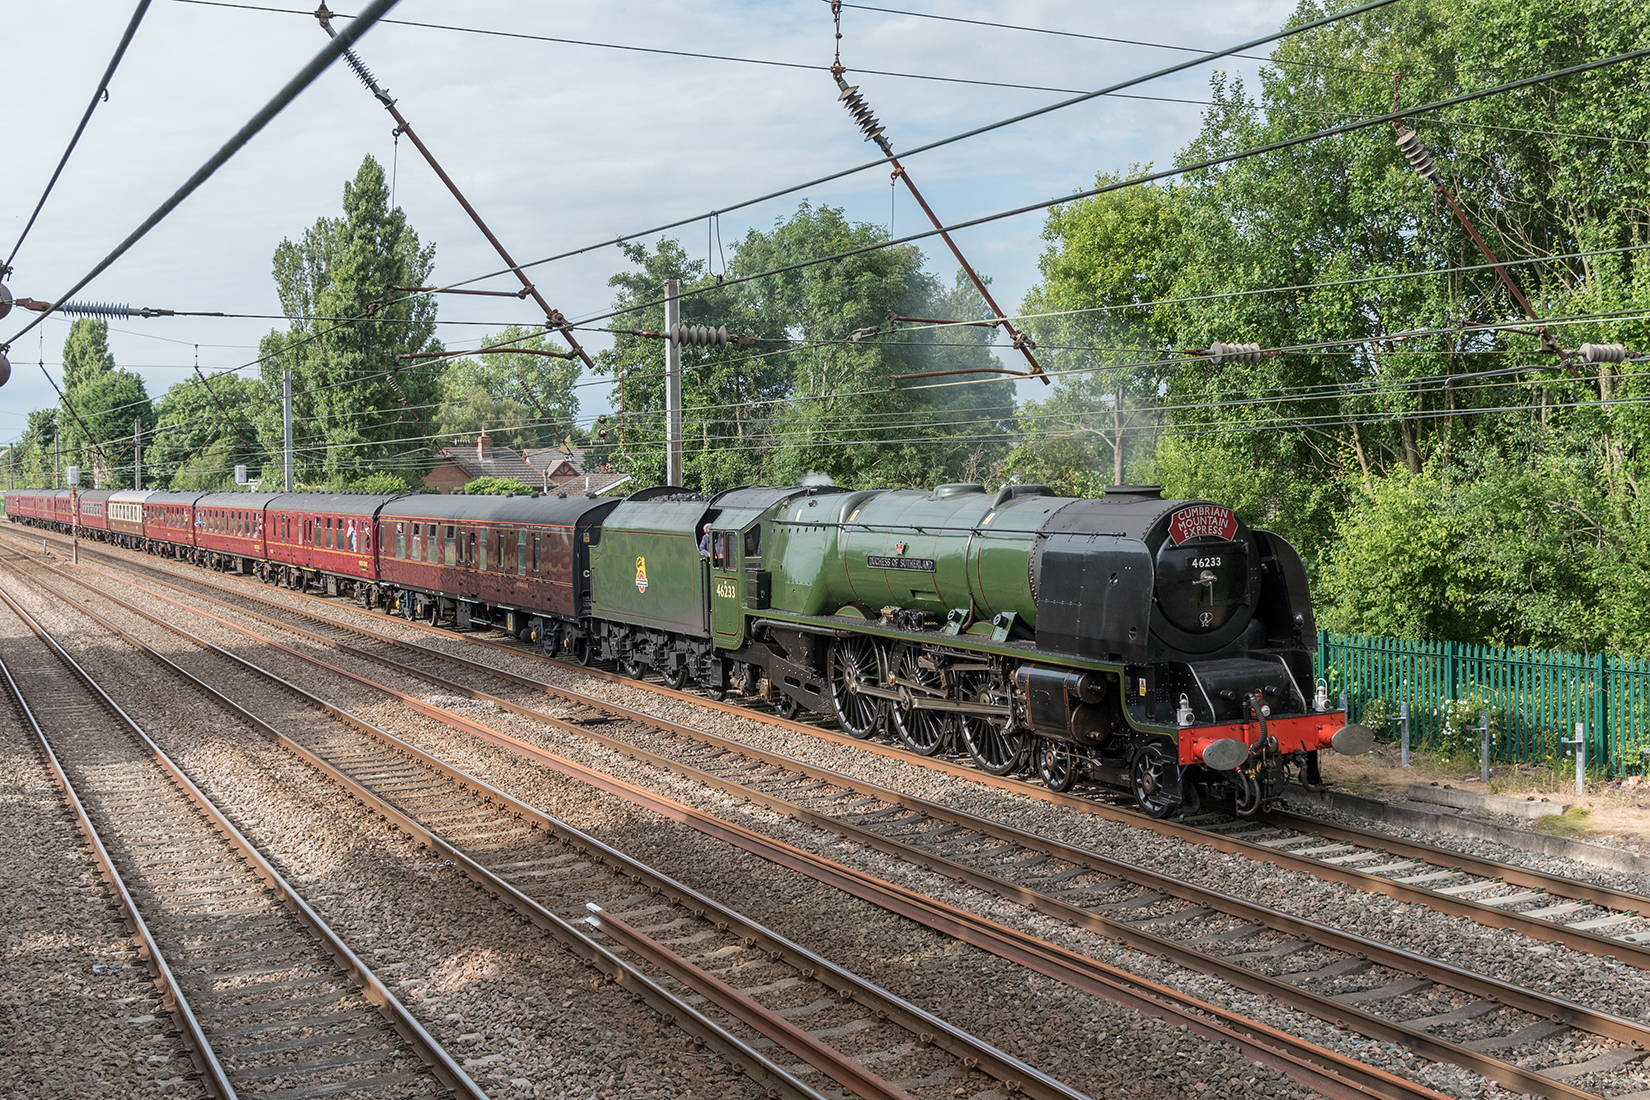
[710,529,743,647]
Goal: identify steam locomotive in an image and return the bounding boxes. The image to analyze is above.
[4,481,1370,816]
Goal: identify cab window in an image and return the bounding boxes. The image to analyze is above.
[712,532,731,570]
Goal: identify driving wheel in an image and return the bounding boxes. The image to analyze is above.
[888,644,950,756]
[957,670,1027,775]
[827,635,886,739]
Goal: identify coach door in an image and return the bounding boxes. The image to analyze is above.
[710,528,743,648]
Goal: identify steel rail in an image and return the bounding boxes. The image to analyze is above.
[1258,809,1650,919]
[589,905,919,1100]
[118,545,1650,968]
[0,595,238,1100]
[4,544,1449,1100]
[11,526,1650,959]
[0,577,488,1100]
[47,560,1645,1099]
[0,548,1060,1100]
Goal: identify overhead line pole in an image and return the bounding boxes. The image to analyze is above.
[314,3,597,371]
[663,279,683,486]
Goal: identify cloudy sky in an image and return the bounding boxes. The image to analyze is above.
[1,0,1295,449]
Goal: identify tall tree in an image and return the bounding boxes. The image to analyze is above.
[256,156,441,487]
[61,318,115,392]
[433,325,580,456]
[592,204,1016,492]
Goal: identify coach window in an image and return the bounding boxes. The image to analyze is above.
[477,529,487,571]
[444,525,456,566]
[396,522,406,559]
[469,530,478,567]
[531,533,540,572]
[517,529,527,575]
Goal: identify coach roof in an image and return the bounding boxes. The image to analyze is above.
[381,492,620,526]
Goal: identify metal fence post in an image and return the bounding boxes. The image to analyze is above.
[1573,721,1586,798]
[1479,710,1490,783]
[1400,700,1410,767]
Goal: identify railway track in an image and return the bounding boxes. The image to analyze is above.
[11,536,1650,1097]
[0,580,483,1100]
[39,530,1650,965]
[0,546,1106,1100]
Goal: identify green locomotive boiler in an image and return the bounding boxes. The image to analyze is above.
[583,482,1369,816]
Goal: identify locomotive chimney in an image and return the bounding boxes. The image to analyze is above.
[477,430,492,461]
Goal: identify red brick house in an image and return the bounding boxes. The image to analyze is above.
[422,432,543,493]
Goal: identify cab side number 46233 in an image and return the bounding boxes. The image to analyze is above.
[1190,556,1222,569]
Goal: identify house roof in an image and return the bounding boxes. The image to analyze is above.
[433,443,542,486]
[523,446,581,472]
[553,469,633,496]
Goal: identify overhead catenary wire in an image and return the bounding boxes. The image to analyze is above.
[167,0,1215,103]
[1,0,403,353]
[557,43,1650,333]
[5,1,153,275]
[401,0,1402,302]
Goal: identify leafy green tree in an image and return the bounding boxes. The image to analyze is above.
[61,318,115,392]
[256,156,441,486]
[433,326,580,454]
[462,475,533,495]
[352,471,417,494]
[149,374,263,490]
[591,204,1015,492]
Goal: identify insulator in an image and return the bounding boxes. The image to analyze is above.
[56,300,145,318]
[715,325,728,348]
[1395,128,1442,185]
[1579,342,1629,364]
[597,428,607,438]
[342,47,386,97]
[862,125,885,141]
[0,281,11,321]
[1209,342,1262,365]
[0,349,9,389]
[837,84,860,101]
[596,413,609,424]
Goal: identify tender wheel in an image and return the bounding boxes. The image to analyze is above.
[661,665,687,690]
[573,636,594,666]
[957,670,1027,775]
[827,636,886,739]
[1130,742,1179,818]
[1035,738,1081,793]
[619,655,645,680]
[888,644,950,757]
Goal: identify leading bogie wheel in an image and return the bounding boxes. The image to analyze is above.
[1034,738,1081,792]
[827,635,886,739]
[1130,742,1179,818]
[776,696,802,721]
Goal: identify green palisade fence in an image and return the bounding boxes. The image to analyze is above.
[1317,632,1650,776]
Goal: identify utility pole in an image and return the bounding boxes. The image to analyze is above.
[662,278,683,487]
[283,367,294,492]
[133,416,142,491]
